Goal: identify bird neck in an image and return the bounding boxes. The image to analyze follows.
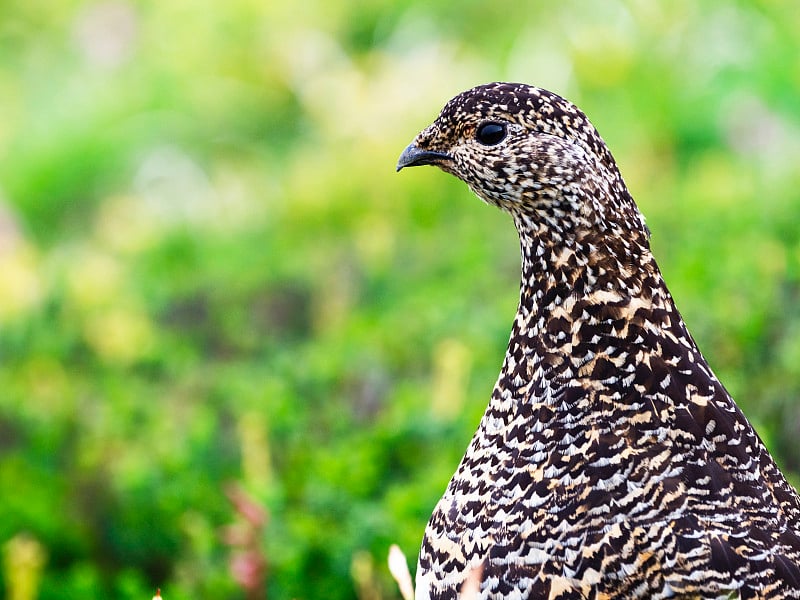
[514,211,664,316]
[499,210,691,405]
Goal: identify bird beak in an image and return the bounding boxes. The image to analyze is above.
[396,143,452,172]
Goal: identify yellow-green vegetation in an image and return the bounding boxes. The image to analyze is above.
[1,1,800,599]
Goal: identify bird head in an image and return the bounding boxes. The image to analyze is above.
[397,82,648,243]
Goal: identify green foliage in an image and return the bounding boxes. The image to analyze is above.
[1,1,800,598]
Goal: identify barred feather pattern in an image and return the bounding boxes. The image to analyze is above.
[397,83,800,599]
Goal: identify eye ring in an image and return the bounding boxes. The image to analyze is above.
[476,122,507,146]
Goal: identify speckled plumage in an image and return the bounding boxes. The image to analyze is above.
[397,83,800,599]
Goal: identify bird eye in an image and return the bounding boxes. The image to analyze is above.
[476,122,507,146]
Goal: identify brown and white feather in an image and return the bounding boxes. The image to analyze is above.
[398,82,800,599]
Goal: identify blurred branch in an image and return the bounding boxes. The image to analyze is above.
[2,534,46,600]
[222,483,269,600]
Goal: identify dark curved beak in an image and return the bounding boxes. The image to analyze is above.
[396,143,452,172]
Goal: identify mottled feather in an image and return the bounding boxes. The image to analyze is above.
[397,82,800,599]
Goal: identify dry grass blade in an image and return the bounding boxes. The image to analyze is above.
[459,562,484,600]
[388,544,414,600]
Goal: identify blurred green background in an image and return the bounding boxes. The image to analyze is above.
[1,1,800,598]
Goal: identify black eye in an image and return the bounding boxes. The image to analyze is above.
[476,122,507,146]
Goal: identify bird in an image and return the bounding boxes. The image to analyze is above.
[396,82,800,599]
